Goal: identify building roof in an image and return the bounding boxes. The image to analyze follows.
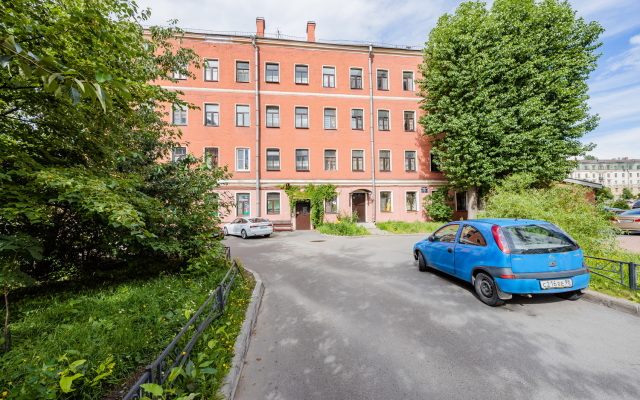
[563,178,603,189]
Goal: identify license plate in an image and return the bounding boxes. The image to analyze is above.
[540,279,573,289]
[619,219,632,223]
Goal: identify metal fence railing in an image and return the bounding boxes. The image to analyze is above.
[123,247,239,400]
[584,256,638,291]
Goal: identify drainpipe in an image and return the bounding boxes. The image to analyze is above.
[368,44,376,223]
[252,36,261,217]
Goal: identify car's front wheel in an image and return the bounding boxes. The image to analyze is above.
[241,229,248,239]
[417,251,428,272]
[474,272,505,306]
[223,227,228,236]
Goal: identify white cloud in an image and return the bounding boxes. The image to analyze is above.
[582,126,640,160]
[631,35,640,46]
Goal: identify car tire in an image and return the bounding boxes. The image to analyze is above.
[417,252,428,272]
[474,272,505,307]
[557,290,584,301]
[264,234,271,238]
[223,227,228,236]
[241,229,248,239]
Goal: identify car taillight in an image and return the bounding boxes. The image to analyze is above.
[491,225,511,254]
[250,225,259,228]
[500,275,516,279]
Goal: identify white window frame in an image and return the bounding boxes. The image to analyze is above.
[402,71,414,91]
[236,193,250,216]
[204,147,219,167]
[295,148,310,171]
[204,59,219,82]
[236,60,250,83]
[172,146,187,161]
[404,110,415,132]
[352,149,365,172]
[350,67,363,89]
[380,191,393,212]
[377,69,389,90]
[324,107,337,130]
[295,106,309,128]
[266,192,281,214]
[295,64,309,84]
[236,104,250,127]
[265,62,280,83]
[406,191,418,211]
[378,109,390,131]
[266,105,280,128]
[379,150,391,172]
[324,149,337,171]
[351,108,364,130]
[236,147,250,172]
[172,104,187,125]
[322,66,336,88]
[204,103,219,127]
[405,150,417,172]
[266,148,280,171]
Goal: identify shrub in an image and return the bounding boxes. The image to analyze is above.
[422,189,454,222]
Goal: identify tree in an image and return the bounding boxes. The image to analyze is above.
[422,188,454,222]
[1,0,230,350]
[418,0,603,218]
[621,187,634,200]
[584,155,597,160]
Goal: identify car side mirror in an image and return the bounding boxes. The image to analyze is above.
[428,235,435,242]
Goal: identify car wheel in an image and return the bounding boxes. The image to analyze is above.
[264,234,271,237]
[241,229,248,239]
[557,290,584,301]
[474,272,505,307]
[223,227,228,236]
[417,251,428,272]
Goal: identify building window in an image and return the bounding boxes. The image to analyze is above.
[351,109,363,130]
[236,148,250,171]
[350,68,363,89]
[236,61,250,82]
[172,104,187,125]
[377,70,388,90]
[204,147,219,167]
[323,66,336,88]
[295,65,308,84]
[352,150,364,171]
[406,192,417,211]
[380,191,392,212]
[431,151,441,172]
[204,59,218,81]
[324,149,337,171]
[266,148,280,171]
[296,149,309,171]
[403,71,414,91]
[404,111,415,131]
[172,146,187,161]
[379,150,391,172]
[325,195,338,214]
[236,105,250,127]
[236,193,250,216]
[266,193,280,214]
[456,192,467,211]
[204,104,219,126]
[324,108,337,130]
[172,67,187,80]
[378,110,390,131]
[266,106,280,127]
[265,63,279,83]
[295,107,309,128]
[405,151,416,172]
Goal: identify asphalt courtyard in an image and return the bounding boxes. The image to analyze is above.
[226,231,640,400]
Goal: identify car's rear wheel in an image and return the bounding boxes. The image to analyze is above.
[264,234,271,238]
[417,252,428,272]
[557,290,584,301]
[241,229,248,239]
[223,227,228,236]
[474,272,505,306]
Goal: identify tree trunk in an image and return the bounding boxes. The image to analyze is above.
[3,286,11,353]
[467,186,479,219]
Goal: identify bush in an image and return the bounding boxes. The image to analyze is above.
[316,212,369,236]
[422,189,454,222]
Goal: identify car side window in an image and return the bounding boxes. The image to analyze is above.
[433,224,459,243]
[459,225,487,246]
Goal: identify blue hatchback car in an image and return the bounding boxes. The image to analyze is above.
[413,219,590,306]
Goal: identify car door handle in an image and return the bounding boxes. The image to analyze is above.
[447,248,453,253]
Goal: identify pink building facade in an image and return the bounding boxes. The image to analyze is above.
[161,18,463,229]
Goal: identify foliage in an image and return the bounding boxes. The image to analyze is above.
[375,221,443,234]
[478,174,619,257]
[610,199,631,210]
[584,155,597,160]
[0,262,253,399]
[316,212,369,236]
[595,187,614,202]
[422,188,454,222]
[279,184,337,227]
[621,187,634,200]
[418,0,603,211]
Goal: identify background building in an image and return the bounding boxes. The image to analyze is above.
[569,158,640,197]
[159,18,462,229]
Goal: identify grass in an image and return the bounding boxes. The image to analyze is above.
[0,264,253,399]
[316,221,370,236]
[376,221,443,234]
[584,249,640,303]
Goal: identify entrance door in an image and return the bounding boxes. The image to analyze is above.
[351,193,366,222]
[295,201,311,230]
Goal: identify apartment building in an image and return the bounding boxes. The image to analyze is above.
[569,158,640,197]
[162,18,454,229]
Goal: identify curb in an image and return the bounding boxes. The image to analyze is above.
[219,268,264,399]
[582,290,640,317]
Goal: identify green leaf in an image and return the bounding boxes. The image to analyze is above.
[95,71,112,83]
[141,383,164,396]
[59,373,83,393]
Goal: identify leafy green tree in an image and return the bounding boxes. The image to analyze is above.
[1,0,231,348]
[595,187,614,203]
[584,155,597,160]
[621,187,634,200]
[418,0,603,218]
[422,188,454,222]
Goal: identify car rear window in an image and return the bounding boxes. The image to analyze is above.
[501,224,579,254]
[249,218,269,223]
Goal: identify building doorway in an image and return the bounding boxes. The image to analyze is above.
[295,200,311,230]
[351,192,367,222]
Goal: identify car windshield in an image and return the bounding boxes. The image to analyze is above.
[501,224,579,254]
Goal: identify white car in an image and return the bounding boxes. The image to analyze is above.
[223,217,274,239]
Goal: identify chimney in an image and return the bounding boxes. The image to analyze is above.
[256,17,265,37]
[306,21,316,42]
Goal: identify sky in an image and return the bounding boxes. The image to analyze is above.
[133,0,640,160]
